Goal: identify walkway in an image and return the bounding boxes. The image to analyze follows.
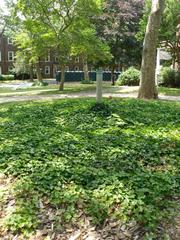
[0,91,180,104]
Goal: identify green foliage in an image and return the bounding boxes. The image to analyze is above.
[89,102,112,116]
[117,67,140,86]
[97,0,144,69]
[4,179,39,235]
[0,99,179,237]
[0,75,14,81]
[159,67,180,88]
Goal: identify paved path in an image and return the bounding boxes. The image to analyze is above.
[0,91,180,104]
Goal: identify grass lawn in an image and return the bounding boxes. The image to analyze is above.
[0,82,99,96]
[0,85,57,95]
[102,86,180,96]
[0,98,180,239]
[158,87,180,96]
[0,81,180,98]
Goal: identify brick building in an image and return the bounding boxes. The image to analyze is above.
[0,33,121,79]
[0,33,16,75]
[0,33,97,78]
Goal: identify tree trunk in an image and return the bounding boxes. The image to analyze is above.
[59,65,65,91]
[138,0,165,99]
[111,66,115,86]
[29,64,34,81]
[36,62,43,83]
[175,24,180,70]
[83,56,89,81]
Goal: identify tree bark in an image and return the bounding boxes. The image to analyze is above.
[59,65,65,91]
[111,65,115,86]
[175,24,180,70]
[138,0,165,99]
[36,62,43,83]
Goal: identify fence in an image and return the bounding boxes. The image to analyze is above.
[56,71,121,82]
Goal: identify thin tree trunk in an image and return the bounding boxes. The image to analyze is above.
[138,0,165,99]
[111,66,115,86]
[36,62,43,83]
[83,56,89,81]
[59,65,65,91]
[29,64,34,81]
[175,24,180,70]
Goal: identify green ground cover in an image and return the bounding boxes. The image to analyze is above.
[0,98,179,238]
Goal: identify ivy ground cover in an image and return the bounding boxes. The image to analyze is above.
[0,98,179,238]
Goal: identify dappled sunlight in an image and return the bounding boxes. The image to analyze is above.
[159,87,180,96]
[0,98,179,238]
[0,107,9,113]
[0,117,11,124]
[104,86,139,94]
[0,139,18,153]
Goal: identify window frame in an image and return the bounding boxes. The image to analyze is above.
[45,66,50,75]
[8,51,14,62]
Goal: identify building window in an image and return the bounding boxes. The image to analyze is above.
[8,51,14,62]
[45,53,50,62]
[75,57,79,63]
[75,66,79,71]
[8,38,13,44]
[45,66,50,75]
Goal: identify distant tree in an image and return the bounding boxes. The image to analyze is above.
[138,0,165,99]
[14,30,49,83]
[71,27,111,81]
[14,0,103,90]
[159,0,180,70]
[13,51,34,81]
[1,0,47,82]
[96,0,144,85]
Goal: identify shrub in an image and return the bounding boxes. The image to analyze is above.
[0,75,14,81]
[14,73,32,80]
[159,67,180,88]
[117,67,140,86]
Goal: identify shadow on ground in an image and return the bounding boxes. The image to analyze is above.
[0,98,179,239]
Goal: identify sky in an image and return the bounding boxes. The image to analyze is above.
[0,0,6,9]
[0,0,8,13]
